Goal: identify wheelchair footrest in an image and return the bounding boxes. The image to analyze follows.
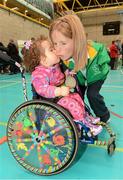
[80,138,95,144]
[79,125,98,144]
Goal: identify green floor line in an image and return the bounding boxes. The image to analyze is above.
[0,82,20,89]
[0,122,7,126]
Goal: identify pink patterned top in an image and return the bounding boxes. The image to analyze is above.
[31,64,64,98]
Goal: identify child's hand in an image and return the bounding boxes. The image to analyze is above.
[61,86,70,96]
[55,86,69,97]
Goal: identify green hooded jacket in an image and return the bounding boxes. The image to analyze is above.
[62,40,111,86]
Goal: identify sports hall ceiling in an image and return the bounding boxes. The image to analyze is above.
[0,0,123,26]
[54,0,123,15]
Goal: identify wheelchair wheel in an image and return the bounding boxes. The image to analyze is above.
[7,100,79,175]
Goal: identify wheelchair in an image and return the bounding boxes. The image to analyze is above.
[6,63,116,176]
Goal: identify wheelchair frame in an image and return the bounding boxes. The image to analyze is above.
[6,63,116,175]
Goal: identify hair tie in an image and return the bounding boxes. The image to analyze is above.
[24,40,32,50]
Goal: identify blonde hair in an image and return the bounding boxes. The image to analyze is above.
[49,14,88,71]
[23,35,47,72]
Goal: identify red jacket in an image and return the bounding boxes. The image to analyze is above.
[109,44,118,58]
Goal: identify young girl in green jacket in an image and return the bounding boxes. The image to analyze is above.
[49,13,111,123]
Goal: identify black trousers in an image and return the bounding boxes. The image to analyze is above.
[79,80,110,122]
[109,57,116,70]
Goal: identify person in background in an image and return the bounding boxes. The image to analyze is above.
[7,39,22,74]
[109,41,118,70]
[115,39,122,69]
[23,35,102,137]
[115,39,122,55]
[0,42,10,73]
[121,41,123,66]
[49,13,111,123]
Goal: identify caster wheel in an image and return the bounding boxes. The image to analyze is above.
[107,137,116,155]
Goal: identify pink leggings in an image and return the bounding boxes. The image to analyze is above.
[57,93,102,136]
[58,93,85,120]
